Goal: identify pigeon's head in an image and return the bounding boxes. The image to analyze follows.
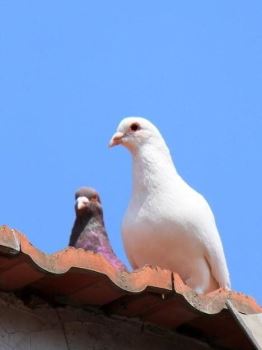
[109,117,162,152]
[74,187,102,216]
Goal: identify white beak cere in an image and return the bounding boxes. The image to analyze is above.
[109,132,124,147]
[76,196,90,210]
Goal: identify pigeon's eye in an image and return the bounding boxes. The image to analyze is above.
[91,195,98,202]
[130,123,140,132]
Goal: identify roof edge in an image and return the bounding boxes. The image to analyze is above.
[0,225,261,315]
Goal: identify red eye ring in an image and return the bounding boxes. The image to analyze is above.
[130,123,140,131]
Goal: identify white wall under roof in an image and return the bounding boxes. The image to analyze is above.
[0,292,209,350]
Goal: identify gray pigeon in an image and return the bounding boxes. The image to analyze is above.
[69,187,127,271]
[109,117,230,293]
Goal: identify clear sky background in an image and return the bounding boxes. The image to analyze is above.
[0,2,261,303]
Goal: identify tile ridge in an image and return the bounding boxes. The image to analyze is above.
[1,226,261,316]
[0,225,20,254]
[172,272,262,315]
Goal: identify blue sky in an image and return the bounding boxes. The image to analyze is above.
[0,2,261,303]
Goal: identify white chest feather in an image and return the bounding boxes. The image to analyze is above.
[122,143,211,277]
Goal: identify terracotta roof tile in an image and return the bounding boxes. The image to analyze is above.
[0,225,261,349]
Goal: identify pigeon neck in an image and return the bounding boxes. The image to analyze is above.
[132,142,177,193]
[78,211,105,228]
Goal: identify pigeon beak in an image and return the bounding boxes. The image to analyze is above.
[109,132,124,147]
[76,196,90,210]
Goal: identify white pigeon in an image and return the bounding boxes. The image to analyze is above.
[109,117,231,294]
